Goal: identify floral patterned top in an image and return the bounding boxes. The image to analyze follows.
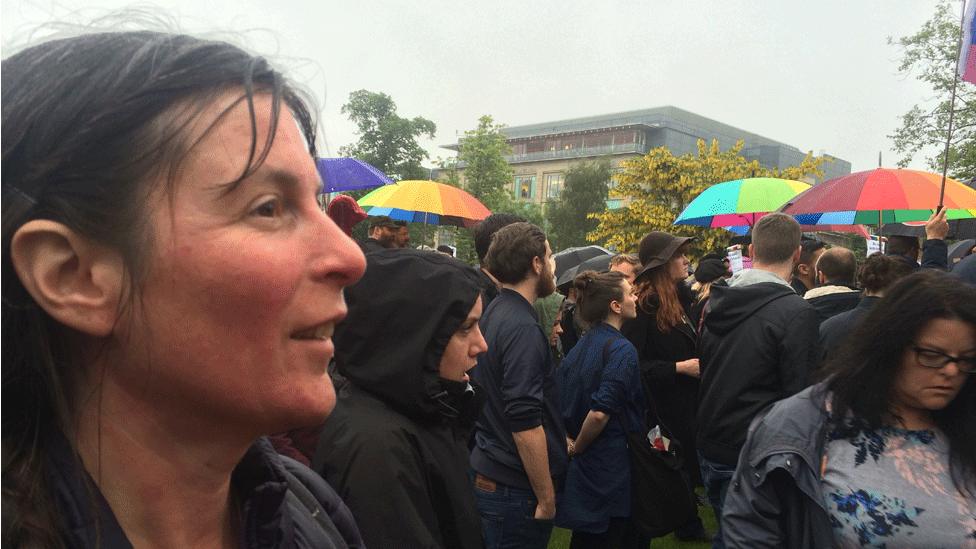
[822,423,976,548]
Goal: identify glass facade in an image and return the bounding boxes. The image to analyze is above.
[544,172,564,200]
[514,175,536,199]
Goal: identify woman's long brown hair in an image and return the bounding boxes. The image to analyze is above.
[637,262,685,333]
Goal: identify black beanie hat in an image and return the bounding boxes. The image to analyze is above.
[694,258,729,283]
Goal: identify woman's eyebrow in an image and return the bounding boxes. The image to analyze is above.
[917,342,976,354]
[257,166,303,187]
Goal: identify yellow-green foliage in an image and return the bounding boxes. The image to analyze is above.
[588,139,824,256]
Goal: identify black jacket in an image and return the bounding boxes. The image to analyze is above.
[359,237,387,254]
[45,435,363,548]
[622,289,700,482]
[803,285,860,324]
[314,250,485,549]
[696,272,820,465]
[470,288,568,490]
[818,296,880,361]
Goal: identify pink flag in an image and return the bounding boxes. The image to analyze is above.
[961,0,976,84]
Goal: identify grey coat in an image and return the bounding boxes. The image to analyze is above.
[721,385,834,549]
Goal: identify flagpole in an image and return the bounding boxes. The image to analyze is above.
[938,0,969,210]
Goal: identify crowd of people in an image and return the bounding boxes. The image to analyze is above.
[3,30,976,549]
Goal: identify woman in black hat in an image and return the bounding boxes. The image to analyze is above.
[621,231,709,541]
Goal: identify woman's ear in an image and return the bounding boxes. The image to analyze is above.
[11,220,126,337]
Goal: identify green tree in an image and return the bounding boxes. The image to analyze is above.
[545,160,611,250]
[457,115,516,212]
[435,115,551,263]
[889,1,975,180]
[589,139,824,255]
[339,89,437,181]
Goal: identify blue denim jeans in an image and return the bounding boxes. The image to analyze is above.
[698,453,736,549]
[471,471,554,549]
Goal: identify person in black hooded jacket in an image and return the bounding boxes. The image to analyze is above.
[313,249,488,549]
[696,214,820,549]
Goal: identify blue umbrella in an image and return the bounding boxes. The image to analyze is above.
[316,157,392,193]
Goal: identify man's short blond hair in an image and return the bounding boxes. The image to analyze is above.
[610,253,640,268]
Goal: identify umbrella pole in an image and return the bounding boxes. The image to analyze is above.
[938,0,967,210]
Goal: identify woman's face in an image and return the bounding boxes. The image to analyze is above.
[890,317,975,417]
[616,279,638,320]
[438,296,488,382]
[116,92,365,435]
[668,247,690,281]
[549,318,564,348]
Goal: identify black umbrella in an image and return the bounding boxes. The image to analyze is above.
[553,245,612,281]
[555,254,614,289]
[949,239,976,262]
[881,219,976,239]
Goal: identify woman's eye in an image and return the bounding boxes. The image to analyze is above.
[252,199,280,218]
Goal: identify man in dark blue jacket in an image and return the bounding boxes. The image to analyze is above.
[469,222,567,549]
[696,213,820,549]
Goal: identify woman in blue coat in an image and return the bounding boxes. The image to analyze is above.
[556,270,648,548]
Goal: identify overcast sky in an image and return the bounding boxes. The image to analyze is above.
[2,0,957,173]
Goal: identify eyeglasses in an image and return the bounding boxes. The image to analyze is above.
[911,345,976,374]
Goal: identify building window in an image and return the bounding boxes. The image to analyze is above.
[545,173,564,200]
[514,175,536,199]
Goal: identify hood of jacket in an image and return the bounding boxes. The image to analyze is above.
[704,270,797,336]
[335,249,483,420]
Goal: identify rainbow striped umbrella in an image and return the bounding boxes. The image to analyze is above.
[675,177,811,228]
[781,169,976,225]
[357,180,491,228]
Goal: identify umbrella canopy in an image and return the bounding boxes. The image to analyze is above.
[675,177,811,228]
[357,180,491,228]
[555,254,614,288]
[950,239,976,262]
[781,169,976,225]
[316,158,393,193]
[553,245,612,281]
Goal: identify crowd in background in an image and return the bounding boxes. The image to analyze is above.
[4,29,976,549]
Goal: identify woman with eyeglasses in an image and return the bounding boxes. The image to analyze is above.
[722,270,976,548]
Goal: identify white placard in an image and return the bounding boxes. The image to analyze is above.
[726,245,744,273]
[866,236,885,256]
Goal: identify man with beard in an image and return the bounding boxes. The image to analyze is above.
[394,221,411,249]
[360,216,399,253]
[473,213,526,307]
[469,222,567,549]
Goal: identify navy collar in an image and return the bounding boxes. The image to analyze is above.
[46,435,293,548]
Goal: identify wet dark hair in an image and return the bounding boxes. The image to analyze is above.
[484,222,547,285]
[2,31,316,546]
[474,213,525,264]
[574,270,626,324]
[859,253,915,294]
[886,235,920,258]
[798,239,826,265]
[821,271,976,497]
